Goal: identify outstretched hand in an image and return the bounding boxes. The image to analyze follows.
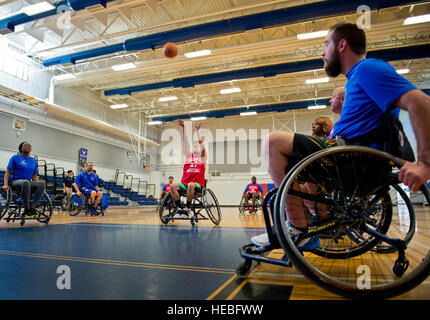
[177,119,184,128]
[399,161,430,192]
[195,123,202,130]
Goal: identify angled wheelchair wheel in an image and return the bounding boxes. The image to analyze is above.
[0,188,12,220]
[68,194,83,216]
[158,191,175,224]
[35,192,53,224]
[203,188,221,225]
[238,197,246,213]
[274,146,430,299]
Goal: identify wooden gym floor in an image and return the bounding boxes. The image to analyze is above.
[0,205,429,300]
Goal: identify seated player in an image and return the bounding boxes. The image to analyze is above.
[159,176,174,200]
[72,162,103,214]
[311,117,333,138]
[242,176,263,212]
[2,141,46,218]
[253,22,430,249]
[328,87,345,138]
[170,120,206,218]
[62,170,74,209]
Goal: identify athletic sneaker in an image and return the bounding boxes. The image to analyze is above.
[24,208,38,218]
[251,224,320,250]
[173,207,189,219]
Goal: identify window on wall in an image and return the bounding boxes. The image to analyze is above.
[0,53,31,81]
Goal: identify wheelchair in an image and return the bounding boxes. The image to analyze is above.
[67,192,105,216]
[0,186,53,226]
[239,193,262,213]
[237,146,430,299]
[158,184,221,226]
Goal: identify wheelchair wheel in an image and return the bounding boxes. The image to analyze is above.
[203,188,221,225]
[35,192,53,224]
[158,191,175,224]
[372,184,416,254]
[0,188,12,220]
[68,194,83,216]
[238,197,245,213]
[274,146,430,299]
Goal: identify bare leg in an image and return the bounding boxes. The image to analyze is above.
[94,191,103,207]
[170,183,180,201]
[244,193,249,207]
[186,183,195,203]
[263,131,309,229]
[89,191,96,206]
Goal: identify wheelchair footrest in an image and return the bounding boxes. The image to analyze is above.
[239,243,293,268]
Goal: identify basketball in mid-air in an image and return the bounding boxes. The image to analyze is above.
[163,42,178,58]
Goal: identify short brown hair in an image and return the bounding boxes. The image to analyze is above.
[329,22,366,55]
[313,117,333,138]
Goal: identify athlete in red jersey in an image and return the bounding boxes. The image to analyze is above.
[159,176,174,200]
[170,120,207,217]
[242,176,263,211]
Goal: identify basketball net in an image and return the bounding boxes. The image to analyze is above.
[122,112,151,169]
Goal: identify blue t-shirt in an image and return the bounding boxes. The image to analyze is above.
[332,58,416,140]
[7,154,38,181]
[74,171,99,190]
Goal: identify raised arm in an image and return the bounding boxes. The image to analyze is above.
[177,119,191,156]
[195,123,206,160]
[395,89,430,191]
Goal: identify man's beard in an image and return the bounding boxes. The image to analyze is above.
[324,49,341,77]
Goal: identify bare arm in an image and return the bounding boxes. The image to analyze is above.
[72,183,81,195]
[394,89,430,191]
[195,123,206,160]
[177,120,191,156]
[2,169,11,190]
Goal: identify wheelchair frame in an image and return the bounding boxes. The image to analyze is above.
[0,186,53,226]
[237,146,430,299]
[238,193,262,213]
[158,186,221,226]
[67,192,105,216]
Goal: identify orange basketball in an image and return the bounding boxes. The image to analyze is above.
[163,42,178,58]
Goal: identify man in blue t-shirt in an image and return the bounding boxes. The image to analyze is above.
[252,22,430,248]
[72,162,103,213]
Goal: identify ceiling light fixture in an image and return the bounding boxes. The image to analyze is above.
[308,105,327,110]
[305,77,329,84]
[240,111,257,116]
[297,30,329,40]
[404,14,430,25]
[220,88,241,94]
[159,96,178,102]
[184,50,212,58]
[110,104,128,109]
[21,2,55,16]
[111,63,137,71]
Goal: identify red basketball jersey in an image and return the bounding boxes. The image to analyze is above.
[181,154,206,187]
[247,184,261,194]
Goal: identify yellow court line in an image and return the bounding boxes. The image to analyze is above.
[226,279,249,300]
[206,274,237,300]
[0,250,235,274]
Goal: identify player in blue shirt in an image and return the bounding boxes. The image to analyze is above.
[72,162,103,213]
[2,141,46,217]
[253,22,430,248]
